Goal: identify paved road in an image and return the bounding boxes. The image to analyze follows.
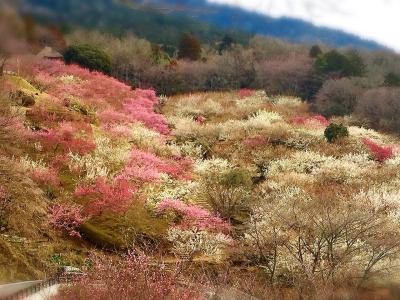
[0,281,42,299]
[25,284,60,300]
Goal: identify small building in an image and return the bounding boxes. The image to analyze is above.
[37,46,63,60]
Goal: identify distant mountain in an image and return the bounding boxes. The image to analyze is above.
[17,0,250,46]
[150,0,384,50]
[18,0,385,50]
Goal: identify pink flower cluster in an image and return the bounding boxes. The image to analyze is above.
[61,253,198,299]
[291,115,329,127]
[363,138,395,162]
[123,96,170,135]
[33,60,132,108]
[34,122,96,155]
[157,198,230,233]
[244,136,269,148]
[30,168,60,190]
[239,89,256,98]
[33,60,169,135]
[74,177,134,217]
[21,60,194,220]
[118,149,192,183]
[49,204,86,238]
[195,115,206,124]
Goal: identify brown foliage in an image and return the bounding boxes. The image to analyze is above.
[315,78,363,117]
[355,87,400,133]
[256,55,313,96]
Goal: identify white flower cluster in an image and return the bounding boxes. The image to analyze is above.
[69,135,130,180]
[356,183,400,222]
[129,123,161,141]
[173,95,223,117]
[19,155,47,171]
[348,126,388,144]
[235,92,266,110]
[169,116,199,138]
[166,227,231,258]
[58,75,82,84]
[178,141,205,159]
[194,158,232,176]
[269,96,303,107]
[145,180,200,207]
[268,151,332,177]
[268,151,371,182]
[246,110,282,129]
[385,150,400,166]
[128,123,180,156]
[286,127,325,149]
[217,110,284,140]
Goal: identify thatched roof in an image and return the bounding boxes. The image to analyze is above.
[37,46,63,59]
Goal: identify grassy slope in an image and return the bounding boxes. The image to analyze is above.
[2,69,400,288]
[0,156,92,282]
[0,75,91,282]
[0,70,172,281]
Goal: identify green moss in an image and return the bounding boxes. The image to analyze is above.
[80,204,170,250]
[80,221,126,250]
[6,75,40,94]
[5,75,49,105]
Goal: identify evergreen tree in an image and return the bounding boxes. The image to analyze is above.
[218,34,235,54]
[384,72,400,87]
[178,33,202,61]
[309,44,322,58]
[64,44,112,75]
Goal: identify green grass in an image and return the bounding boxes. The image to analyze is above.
[80,204,170,250]
[5,75,48,105]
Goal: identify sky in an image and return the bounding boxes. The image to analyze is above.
[208,0,400,51]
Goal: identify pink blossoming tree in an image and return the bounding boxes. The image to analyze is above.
[363,138,395,162]
[157,198,231,233]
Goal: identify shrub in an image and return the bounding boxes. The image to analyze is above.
[362,138,395,162]
[309,45,322,58]
[49,204,86,238]
[243,136,269,148]
[239,88,256,98]
[315,78,362,117]
[30,168,60,198]
[58,253,199,300]
[291,115,329,127]
[200,168,252,222]
[63,44,112,75]
[123,93,170,135]
[34,122,96,155]
[345,49,366,77]
[74,178,134,217]
[384,72,400,87]
[315,50,365,77]
[157,198,231,233]
[256,55,313,97]
[178,33,202,61]
[245,186,400,287]
[355,87,400,133]
[117,149,192,183]
[324,123,349,143]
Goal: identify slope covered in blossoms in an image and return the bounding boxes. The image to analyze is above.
[1,59,231,281]
[162,90,400,293]
[2,60,400,297]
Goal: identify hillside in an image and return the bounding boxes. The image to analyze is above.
[154,0,385,50]
[17,0,250,46]
[1,59,400,297]
[18,0,385,50]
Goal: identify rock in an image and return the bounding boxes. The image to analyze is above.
[9,90,35,107]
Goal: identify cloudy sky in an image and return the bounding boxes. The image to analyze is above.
[208,0,400,51]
